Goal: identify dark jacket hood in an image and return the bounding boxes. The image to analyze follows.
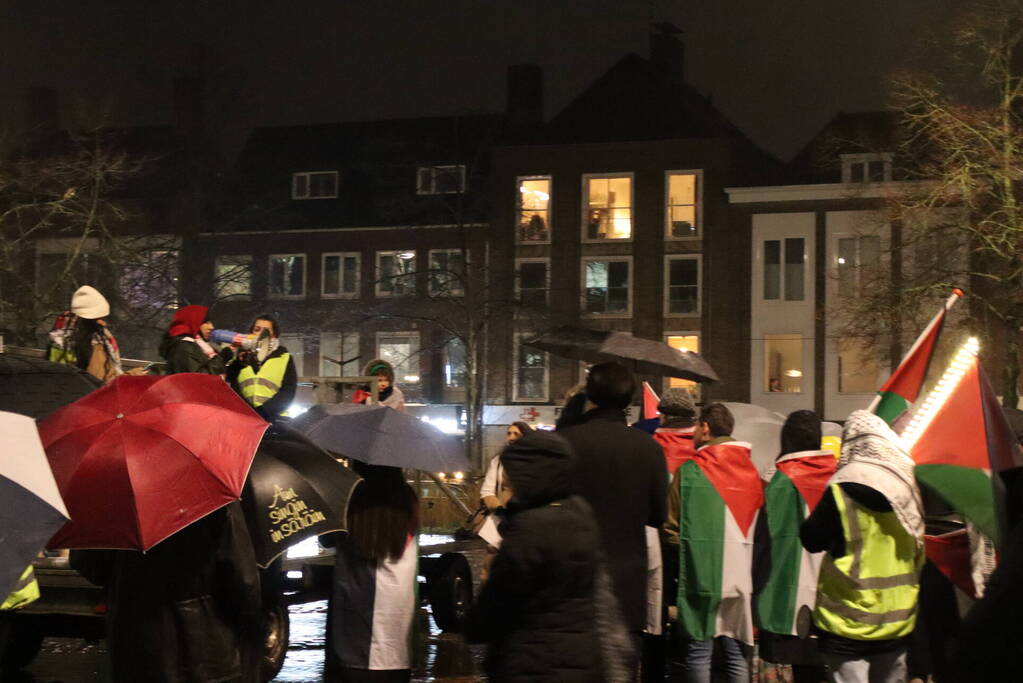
[501,430,577,509]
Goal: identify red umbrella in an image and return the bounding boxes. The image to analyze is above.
[39,374,268,551]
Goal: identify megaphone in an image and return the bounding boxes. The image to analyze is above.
[210,329,273,362]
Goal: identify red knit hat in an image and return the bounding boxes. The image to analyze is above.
[167,305,209,337]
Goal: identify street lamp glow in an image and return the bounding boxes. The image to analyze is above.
[900,336,979,447]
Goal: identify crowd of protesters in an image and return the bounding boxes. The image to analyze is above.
[14,287,1023,682]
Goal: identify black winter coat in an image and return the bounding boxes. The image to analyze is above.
[559,407,668,633]
[466,431,605,683]
[159,335,229,375]
[74,503,263,683]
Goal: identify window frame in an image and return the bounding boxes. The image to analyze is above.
[214,254,252,301]
[427,249,466,297]
[416,165,467,195]
[840,153,893,184]
[374,250,417,298]
[291,170,339,200]
[319,331,360,377]
[321,252,361,300]
[516,174,553,244]
[512,332,549,403]
[663,331,702,400]
[443,336,468,389]
[762,333,806,395]
[664,170,703,240]
[581,172,634,243]
[267,253,307,300]
[580,255,633,318]
[374,331,421,385]
[514,257,551,310]
[663,254,702,318]
[760,237,807,302]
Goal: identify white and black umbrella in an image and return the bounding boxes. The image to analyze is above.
[0,411,69,597]
[524,326,719,383]
[291,403,469,472]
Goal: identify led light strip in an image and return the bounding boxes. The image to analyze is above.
[900,336,979,448]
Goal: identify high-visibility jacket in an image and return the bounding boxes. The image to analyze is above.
[1,565,40,611]
[237,353,291,412]
[813,484,923,641]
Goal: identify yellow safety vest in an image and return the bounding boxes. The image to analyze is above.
[1,565,40,611]
[237,353,290,412]
[813,484,923,641]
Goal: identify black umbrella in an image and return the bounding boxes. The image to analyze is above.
[291,403,470,472]
[0,353,103,420]
[524,326,719,383]
[241,427,362,568]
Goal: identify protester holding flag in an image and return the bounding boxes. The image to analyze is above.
[800,410,924,683]
[667,402,762,682]
[754,410,836,683]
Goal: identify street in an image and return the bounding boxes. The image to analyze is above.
[16,601,485,682]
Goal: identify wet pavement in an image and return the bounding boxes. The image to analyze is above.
[16,534,487,682]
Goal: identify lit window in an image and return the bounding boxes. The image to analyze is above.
[666,172,700,238]
[444,337,467,388]
[836,235,880,296]
[765,334,804,393]
[513,334,548,401]
[665,256,700,315]
[583,174,632,240]
[269,254,306,298]
[214,254,252,300]
[292,171,338,199]
[841,154,892,184]
[322,252,360,298]
[120,249,180,309]
[763,238,804,301]
[377,333,420,384]
[320,332,359,377]
[376,251,416,297]
[516,259,549,309]
[583,258,631,315]
[428,250,466,296]
[837,337,879,394]
[417,165,466,195]
[665,334,701,400]
[517,176,551,242]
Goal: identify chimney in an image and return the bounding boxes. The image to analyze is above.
[649,22,685,84]
[506,64,544,131]
[25,86,59,134]
[173,75,205,140]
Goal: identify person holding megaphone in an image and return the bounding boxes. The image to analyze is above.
[226,314,297,421]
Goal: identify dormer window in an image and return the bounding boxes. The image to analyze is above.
[841,154,892,184]
[292,171,338,199]
[417,165,466,195]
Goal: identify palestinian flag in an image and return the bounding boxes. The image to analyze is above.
[873,289,962,425]
[677,441,764,645]
[643,382,660,420]
[907,353,1021,546]
[756,450,837,636]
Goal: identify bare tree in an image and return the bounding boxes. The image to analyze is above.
[831,0,1023,406]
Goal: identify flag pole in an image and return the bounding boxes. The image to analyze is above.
[867,288,964,413]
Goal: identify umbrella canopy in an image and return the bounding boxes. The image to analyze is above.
[291,403,469,472]
[39,374,269,551]
[524,326,718,382]
[242,428,362,568]
[0,411,69,597]
[0,353,102,420]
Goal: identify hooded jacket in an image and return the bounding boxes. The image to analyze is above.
[467,431,606,682]
[355,358,405,411]
[159,306,228,376]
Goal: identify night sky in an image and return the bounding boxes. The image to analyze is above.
[2,0,957,160]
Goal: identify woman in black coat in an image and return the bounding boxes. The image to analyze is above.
[466,430,607,683]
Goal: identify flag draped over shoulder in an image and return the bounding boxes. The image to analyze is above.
[908,356,1022,546]
[873,290,962,425]
[756,450,837,636]
[677,442,763,645]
